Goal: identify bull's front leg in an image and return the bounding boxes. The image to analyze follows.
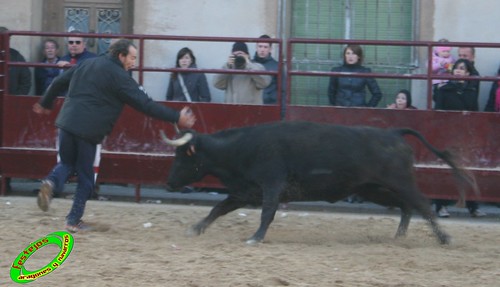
[246,188,281,245]
[187,196,247,237]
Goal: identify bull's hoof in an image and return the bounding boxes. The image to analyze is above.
[245,238,262,245]
[439,234,451,245]
[185,226,202,237]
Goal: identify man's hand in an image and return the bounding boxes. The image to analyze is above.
[32,103,51,115]
[57,61,71,67]
[177,106,196,129]
[227,55,235,67]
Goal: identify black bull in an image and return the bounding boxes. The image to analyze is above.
[162,121,477,245]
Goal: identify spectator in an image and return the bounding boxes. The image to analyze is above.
[432,46,455,87]
[57,31,97,67]
[485,64,500,112]
[35,39,62,95]
[0,26,32,193]
[328,44,382,107]
[433,58,486,218]
[253,34,280,104]
[166,47,211,102]
[458,46,480,92]
[435,59,479,111]
[32,39,196,232]
[387,89,417,109]
[0,26,31,95]
[213,41,271,104]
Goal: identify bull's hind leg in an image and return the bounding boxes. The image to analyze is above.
[373,177,450,244]
[187,196,247,237]
[356,186,412,238]
[395,205,412,238]
[418,202,450,244]
[397,185,450,244]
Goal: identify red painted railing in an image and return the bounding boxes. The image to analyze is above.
[1,31,499,202]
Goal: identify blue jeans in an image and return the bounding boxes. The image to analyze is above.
[46,129,96,225]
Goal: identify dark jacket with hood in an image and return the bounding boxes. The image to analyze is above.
[434,81,478,111]
[253,53,279,104]
[39,54,180,144]
[327,64,382,107]
[8,48,31,95]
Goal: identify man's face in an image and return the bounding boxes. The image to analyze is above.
[256,42,271,58]
[44,41,58,60]
[67,37,85,56]
[458,48,475,62]
[119,46,137,71]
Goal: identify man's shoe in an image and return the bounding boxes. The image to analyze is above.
[470,209,487,217]
[66,221,93,233]
[37,179,54,212]
[438,207,450,218]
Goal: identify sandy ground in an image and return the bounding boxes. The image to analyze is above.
[1,196,499,287]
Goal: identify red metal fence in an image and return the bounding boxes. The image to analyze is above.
[1,31,499,202]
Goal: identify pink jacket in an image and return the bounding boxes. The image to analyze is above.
[432,47,455,85]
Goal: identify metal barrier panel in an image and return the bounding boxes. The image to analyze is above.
[0,32,499,202]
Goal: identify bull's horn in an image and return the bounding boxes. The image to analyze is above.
[160,130,193,146]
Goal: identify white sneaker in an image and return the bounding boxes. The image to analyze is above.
[470,209,486,217]
[438,207,450,218]
[37,179,54,212]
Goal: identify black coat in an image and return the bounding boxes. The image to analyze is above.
[8,48,31,95]
[253,53,279,104]
[328,64,382,107]
[484,80,499,112]
[434,81,478,111]
[166,65,211,102]
[39,54,180,144]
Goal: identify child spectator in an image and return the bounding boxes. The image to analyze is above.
[432,45,455,87]
[387,89,417,110]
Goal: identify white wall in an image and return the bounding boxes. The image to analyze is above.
[134,0,279,101]
[0,0,34,59]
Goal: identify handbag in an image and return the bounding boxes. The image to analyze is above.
[178,74,192,102]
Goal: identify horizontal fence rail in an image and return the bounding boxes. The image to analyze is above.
[0,31,499,203]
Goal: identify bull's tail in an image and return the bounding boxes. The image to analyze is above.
[394,128,479,207]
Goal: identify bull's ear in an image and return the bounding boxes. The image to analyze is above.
[186,145,196,156]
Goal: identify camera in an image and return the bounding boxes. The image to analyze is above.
[233,55,246,69]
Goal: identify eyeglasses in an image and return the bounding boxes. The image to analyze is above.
[68,41,82,45]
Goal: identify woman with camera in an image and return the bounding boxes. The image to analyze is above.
[213,41,271,104]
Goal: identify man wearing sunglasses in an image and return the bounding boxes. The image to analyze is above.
[58,31,97,67]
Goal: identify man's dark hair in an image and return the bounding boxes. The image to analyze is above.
[258,34,272,46]
[44,38,59,50]
[459,46,476,56]
[108,39,136,59]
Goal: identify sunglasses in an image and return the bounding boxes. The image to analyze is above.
[68,40,82,45]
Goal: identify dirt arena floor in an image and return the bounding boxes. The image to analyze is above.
[1,196,499,287]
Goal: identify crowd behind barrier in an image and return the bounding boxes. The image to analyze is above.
[0,31,499,203]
